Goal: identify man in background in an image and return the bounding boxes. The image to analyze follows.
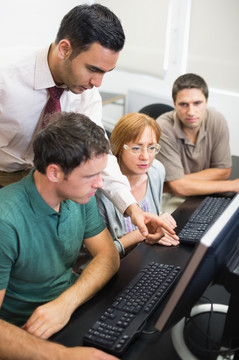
[156,73,239,213]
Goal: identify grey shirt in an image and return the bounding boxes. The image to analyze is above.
[156,109,232,182]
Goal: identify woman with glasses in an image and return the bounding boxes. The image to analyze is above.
[96,112,179,257]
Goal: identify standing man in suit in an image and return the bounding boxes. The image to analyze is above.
[0,3,171,242]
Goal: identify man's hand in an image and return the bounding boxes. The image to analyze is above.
[125,204,179,244]
[22,297,71,339]
[143,212,178,244]
[155,212,179,246]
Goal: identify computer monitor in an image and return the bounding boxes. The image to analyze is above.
[155,193,239,359]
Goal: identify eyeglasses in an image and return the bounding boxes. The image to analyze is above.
[123,143,161,155]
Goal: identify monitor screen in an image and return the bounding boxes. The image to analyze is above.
[155,193,239,333]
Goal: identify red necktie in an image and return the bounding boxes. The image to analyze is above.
[41,86,64,128]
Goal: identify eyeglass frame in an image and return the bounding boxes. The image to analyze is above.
[123,143,161,155]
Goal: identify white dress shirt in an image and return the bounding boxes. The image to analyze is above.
[0,46,135,213]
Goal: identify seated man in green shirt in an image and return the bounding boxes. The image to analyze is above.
[156,73,239,213]
[0,112,121,340]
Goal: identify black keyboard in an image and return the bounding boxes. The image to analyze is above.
[83,262,181,355]
[178,196,232,244]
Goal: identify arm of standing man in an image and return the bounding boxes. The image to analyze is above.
[113,212,179,252]
[102,154,178,240]
[124,204,178,243]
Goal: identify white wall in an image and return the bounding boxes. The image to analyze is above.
[0,0,90,47]
[98,0,239,156]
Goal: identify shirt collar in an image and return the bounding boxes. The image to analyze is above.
[173,110,207,144]
[34,45,55,90]
[34,45,67,91]
[173,112,185,139]
[23,169,59,218]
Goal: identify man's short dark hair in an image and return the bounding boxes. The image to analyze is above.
[55,4,125,59]
[33,112,110,175]
[172,73,209,102]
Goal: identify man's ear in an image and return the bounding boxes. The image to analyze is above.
[46,164,64,183]
[58,39,72,60]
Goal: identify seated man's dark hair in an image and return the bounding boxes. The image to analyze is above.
[33,112,110,175]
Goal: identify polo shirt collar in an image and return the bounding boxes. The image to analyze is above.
[196,111,207,143]
[173,112,185,139]
[173,110,208,144]
[23,170,58,218]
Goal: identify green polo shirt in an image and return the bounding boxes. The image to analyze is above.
[0,170,105,325]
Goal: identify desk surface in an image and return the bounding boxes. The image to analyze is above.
[51,197,230,359]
